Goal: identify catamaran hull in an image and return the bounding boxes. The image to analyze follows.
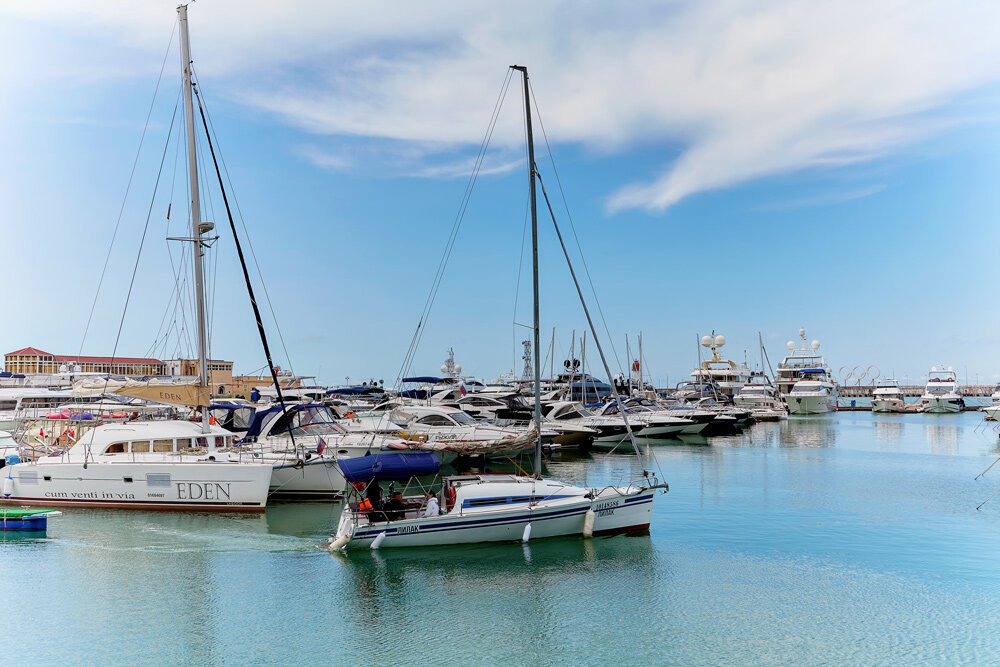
[1,461,272,511]
[269,459,346,500]
[786,395,835,415]
[338,489,656,550]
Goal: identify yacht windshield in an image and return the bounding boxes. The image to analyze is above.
[790,384,820,394]
[926,385,956,395]
[449,411,478,425]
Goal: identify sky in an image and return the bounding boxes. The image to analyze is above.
[2,0,1000,388]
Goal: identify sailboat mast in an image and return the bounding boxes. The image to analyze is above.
[178,4,211,434]
[512,65,542,477]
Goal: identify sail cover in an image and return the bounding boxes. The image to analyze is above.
[338,452,440,483]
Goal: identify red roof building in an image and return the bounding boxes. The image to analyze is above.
[4,347,166,376]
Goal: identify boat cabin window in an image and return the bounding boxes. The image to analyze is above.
[104,442,126,454]
[152,439,174,452]
[130,441,151,453]
[449,411,478,425]
[790,384,818,394]
[416,415,452,426]
[176,438,192,450]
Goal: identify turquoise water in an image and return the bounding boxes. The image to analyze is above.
[4,412,1000,665]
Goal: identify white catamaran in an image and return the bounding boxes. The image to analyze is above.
[2,5,273,511]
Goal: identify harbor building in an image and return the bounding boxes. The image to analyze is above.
[4,347,166,376]
[165,358,234,394]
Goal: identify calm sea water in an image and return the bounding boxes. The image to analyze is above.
[4,411,1000,665]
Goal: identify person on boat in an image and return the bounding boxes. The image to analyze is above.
[382,491,405,521]
[250,388,260,403]
[422,490,439,517]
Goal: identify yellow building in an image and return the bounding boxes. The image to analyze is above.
[165,359,234,394]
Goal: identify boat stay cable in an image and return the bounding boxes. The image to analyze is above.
[98,102,180,415]
[192,67,298,381]
[393,69,516,389]
[194,86,298,455]
[537,170,666,480]
[78,18,178,363]
[528,80,624,377]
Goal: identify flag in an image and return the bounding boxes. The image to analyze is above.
[316,438,326,455]
[460,383,467,396]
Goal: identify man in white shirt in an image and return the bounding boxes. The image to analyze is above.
[422,490,440,517]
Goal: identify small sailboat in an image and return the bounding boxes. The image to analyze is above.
[329,65,666,551]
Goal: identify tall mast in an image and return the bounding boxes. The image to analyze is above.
[512,65,541,477]
[179,4,211,434]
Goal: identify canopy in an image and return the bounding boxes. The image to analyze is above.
[401,376,442,384]
[338,452,440,483]
[326,386,384,395]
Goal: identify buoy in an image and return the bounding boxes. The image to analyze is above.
[582,509,595,538]
[328,533,351,551]
[370,531,387,550]
[522,523,531,543]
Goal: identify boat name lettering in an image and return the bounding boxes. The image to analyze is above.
[176,482,231,500]
[42,491,136,499]
[594,500,620,512]
[396,524,418,534]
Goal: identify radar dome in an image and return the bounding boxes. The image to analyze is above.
[948,366,954,372]
[440,364,448,374]
[454,365,462,374]
[811,340,820,351]
[714,334,726,347]
[701,335,713,347]
[786,341,795,351]
[799,328,805,337]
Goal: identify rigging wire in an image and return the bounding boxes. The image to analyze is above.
[100,103,180,396]
[78,18,178,360]
[528,80,624,376]
[394,69,515,388]
[192,65,297,379]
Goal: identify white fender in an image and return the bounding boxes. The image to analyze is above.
[370,531,387,550]
[582,509,595,538]
[522,523,531,543]
[328,533,351,552]
[2,473,12,498]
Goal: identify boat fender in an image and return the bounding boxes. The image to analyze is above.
[371,531,387,550]
[2,474,12,498]
[328,533,351,551]
[522,523,531,543]
[583,509,595,538]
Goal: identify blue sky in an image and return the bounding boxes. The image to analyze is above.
[2,1,1000,387]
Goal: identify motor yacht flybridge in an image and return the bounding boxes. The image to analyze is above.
[2,5,273,511]
[921,365,964,413]
[330,66,665,550]
[690,333,751,398]
[776,329,838,414]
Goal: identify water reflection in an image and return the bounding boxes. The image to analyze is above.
[705,417,836,449]
[926,423,960,456]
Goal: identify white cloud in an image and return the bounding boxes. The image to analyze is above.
[4,0,1000,211]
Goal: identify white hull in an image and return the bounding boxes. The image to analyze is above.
[983,405,1000,421]
[871,398,905,413]
[786,394,835,415]
[922,397,962,413]
[336,488,655,550]
[1,460,272,511]
[268,458,346,500]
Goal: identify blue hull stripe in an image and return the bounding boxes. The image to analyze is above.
[353,495,653,540]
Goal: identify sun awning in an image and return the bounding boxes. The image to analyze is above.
[338,452,440,483]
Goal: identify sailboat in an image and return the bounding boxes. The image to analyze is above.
[0,5,274,511]
[329,66,666,550]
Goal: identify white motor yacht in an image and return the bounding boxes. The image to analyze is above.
[776,330,838,414]
[593,401,694,443]
[734,376,788,421]
[921,366,964,413]
[872,378,906,413]
[689,333,751,399]
[386,405,537,457]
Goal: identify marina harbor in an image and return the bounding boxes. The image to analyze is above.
[4,2,1000,665]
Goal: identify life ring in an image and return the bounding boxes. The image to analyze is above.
[445,486,456,511]
[344,411,356,419]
